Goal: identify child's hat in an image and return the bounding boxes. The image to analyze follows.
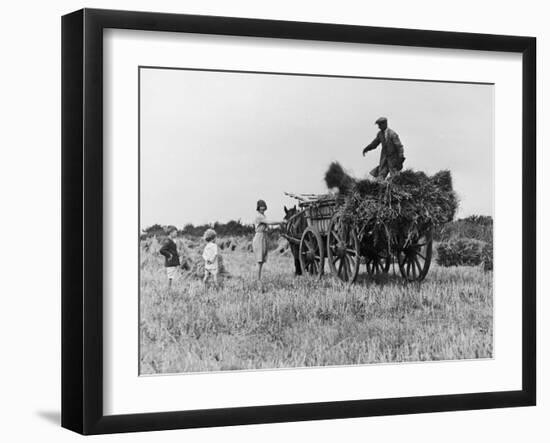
[203,228,217,241]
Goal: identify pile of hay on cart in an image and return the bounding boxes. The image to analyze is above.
[324,162,458,243]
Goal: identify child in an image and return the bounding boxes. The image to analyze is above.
[253,199,283,281]
[202,228,219,287]
[159,226,180,288]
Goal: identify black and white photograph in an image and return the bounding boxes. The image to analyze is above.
[0,0,545,439]
[139,67,494,375]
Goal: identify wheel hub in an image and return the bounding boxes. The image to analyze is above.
[336,242,347,258]
[405,246,419,259]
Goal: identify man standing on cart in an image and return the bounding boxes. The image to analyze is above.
[362,117,406,179]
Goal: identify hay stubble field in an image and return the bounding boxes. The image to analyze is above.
[140,235,493,375]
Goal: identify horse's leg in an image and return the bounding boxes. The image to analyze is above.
[292,244,302,275]
[295,255,302,275]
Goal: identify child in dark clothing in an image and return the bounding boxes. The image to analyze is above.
[159,226,180,288]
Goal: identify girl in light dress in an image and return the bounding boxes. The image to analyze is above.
[253,199,284,281]
[202,228,219,288]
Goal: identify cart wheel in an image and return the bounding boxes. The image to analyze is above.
[299,227,325,278]
[365,248,391,276]
[398,230,433,282]
[327,215,360,283]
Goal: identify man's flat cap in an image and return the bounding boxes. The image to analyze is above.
[375,117,388,124]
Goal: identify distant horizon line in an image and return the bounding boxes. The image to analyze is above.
[141,213,494,231]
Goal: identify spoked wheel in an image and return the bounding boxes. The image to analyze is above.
[365,248,391,276]
[398,229,433,282]
[327,215,360,283]
[299,227,325,278]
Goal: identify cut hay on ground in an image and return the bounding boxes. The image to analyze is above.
[181,253,230,279]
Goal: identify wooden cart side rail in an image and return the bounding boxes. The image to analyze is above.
[284,191,336,204]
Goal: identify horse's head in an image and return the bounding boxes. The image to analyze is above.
[282,205,303,237]
[283,205,298,222]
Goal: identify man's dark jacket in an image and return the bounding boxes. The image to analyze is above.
[160,238,180,267]
[363,128,405,176]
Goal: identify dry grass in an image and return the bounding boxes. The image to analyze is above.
[140,236,492,374]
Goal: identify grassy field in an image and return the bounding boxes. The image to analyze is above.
[139,237,493,375]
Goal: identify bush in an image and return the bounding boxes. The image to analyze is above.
[482,241,493,271]
[436,239,484,267]
[141,224,166,240]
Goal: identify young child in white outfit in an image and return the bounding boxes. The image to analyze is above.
[202,229,219,287]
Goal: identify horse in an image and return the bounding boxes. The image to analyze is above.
[282,205,307,276]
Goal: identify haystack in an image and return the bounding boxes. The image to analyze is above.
[325,162,458,242]
[324,162,356,194]
[181,251,230,279]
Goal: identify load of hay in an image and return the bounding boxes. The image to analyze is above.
[325,162,458,244]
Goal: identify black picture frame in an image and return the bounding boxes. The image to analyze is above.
[61,8,536,435]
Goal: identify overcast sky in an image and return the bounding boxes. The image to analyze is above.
[140,68,493,228]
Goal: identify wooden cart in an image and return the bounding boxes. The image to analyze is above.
[283,193,433,283]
